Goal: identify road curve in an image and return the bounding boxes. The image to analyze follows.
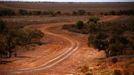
[6,23,80,74]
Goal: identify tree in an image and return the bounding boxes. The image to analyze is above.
[48,10,56,17]
[0,9,15,16]
[32,11,42,15]
[91,32,109,50]
[19,9,29,15]
[76,20,84,29]
[0,20,44,58]
[87,16,100,24]
[56,11,61,15]
[77,10,86,15]
[87,22,98,34]
[72,11,77,15]
[107,42,124,57]
[0,20,6,33]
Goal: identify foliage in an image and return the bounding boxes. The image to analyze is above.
[48,10,56,16]
[77,10,86,15]
[90,32,109,50]
[72,10,87,16]
[87,16,100,24]
[0,20,44,58]
[76,20,84,29]
[19,9,29,15]
[102,9,134,16]
[80,64,89,73]
[0,20,6,33]
[0,9,15,16]
[63,15,134,57]
[85,72,93,75]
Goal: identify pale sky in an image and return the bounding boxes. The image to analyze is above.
[1,0,134,2]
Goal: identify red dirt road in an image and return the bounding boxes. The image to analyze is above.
[0,16,122,75]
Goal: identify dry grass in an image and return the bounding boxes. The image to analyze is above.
[0,2,134,13]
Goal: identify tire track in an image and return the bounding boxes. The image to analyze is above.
[5,23,80,74]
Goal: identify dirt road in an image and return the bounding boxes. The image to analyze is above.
[0,22,82,75]
[0,16,122,75]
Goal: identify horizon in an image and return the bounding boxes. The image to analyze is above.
[1,0,134,2]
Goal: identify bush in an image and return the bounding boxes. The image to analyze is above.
[0,20,7,33]
[56,11,61,15]
[48,10,56,16]
[80,64,89,73]
[102,9,134,16]
[72,10,86,16]
[19,9,29,15]
[32,11,42,15]
[72,11,77,15]
[28,29,44,39]
[77,10,86,15]
[111,57,118,64]
[42,11,49,15]
[87,16,100,24]
[85,72,93,75]
[0,20,44,58]
[108,42,124,57]
[91,32,109,50]
[0,9,15,16]
[76,20,84,29]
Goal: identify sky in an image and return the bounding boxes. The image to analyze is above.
[1,0,134,2]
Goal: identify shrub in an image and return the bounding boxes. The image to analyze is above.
[80,64,89,73]
[28,29,44,39]
[77,10,86,15]
[42,11,49,15]
[0,9,15,16]
[76,20,84,29]
[48,10,56,16]
[87,22,98,34]
[19,9,29,15]
[107,42,124,57]
[32,11,42,15]
[56,11,61,15]
[0,20,6,33]
[85,72,93,75]
[87,16,100,24]
[0,21,44,58]
[91,32,109,50]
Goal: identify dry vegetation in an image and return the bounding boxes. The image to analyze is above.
[0,1,134,75]
[0,2,134,13]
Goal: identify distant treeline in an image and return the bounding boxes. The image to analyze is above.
[0,9,134,16]
[101,9,134,16]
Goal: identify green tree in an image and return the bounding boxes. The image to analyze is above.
[107,42,124,57]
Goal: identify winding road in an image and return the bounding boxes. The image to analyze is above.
[1,16,129,75]
[0,23,81,75]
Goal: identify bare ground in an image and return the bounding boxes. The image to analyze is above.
[0,16,133,75]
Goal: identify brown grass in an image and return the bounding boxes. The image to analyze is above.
[0,2,134,13]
